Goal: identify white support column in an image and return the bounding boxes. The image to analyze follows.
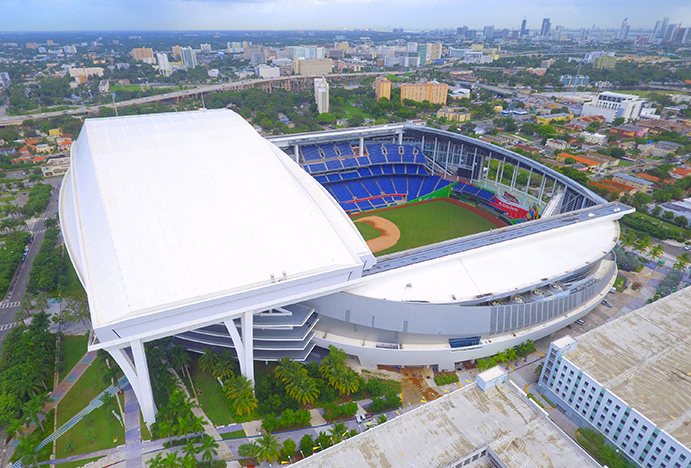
[131,340,156,426]
[224,318,246,375]
[359,137,364,156]
[241,310,255,384]
[293,145,300,164]
[398,131,403,145]
[108,344,157,427]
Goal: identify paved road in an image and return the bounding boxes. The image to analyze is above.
[0,177,62,344]
[0,71,405,126]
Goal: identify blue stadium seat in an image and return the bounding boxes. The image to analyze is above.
[342,157,358,168]
[356,200,373,211]
[319,145,339,159]
[326,173,342,182]
[382,165,394,174]
[361,179,381,196]
[378,177,395,194]
[356,156,371,166]
[309,163,327,174]
[394,165,406,174]
[314,175,328,184]
[326,160,343,171]
[370,166,383,175]
[336,142,354,156]
[346,180,370,199]
[328,182,353,202]
[370,198,386,208]
[392,176,407,194]
[341,171,359,180]
[301,145,322,162]
[358,167,373,178]
[407,177,423,199]
[418,177,439,196]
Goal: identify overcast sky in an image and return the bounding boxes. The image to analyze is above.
[2,0,690,31]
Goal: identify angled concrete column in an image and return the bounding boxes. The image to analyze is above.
[108,343,157,426]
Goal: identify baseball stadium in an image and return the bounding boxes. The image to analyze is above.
[60,109,632,423]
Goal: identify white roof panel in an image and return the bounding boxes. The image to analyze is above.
[347,218,619,302]
[64,109,373,328]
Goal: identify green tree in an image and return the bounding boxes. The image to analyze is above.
[255,433,282,463]
[281,438,296,460]
[299,434,314,456]
[649,244,664,262]
[198,349,218,375]
[237,442,258,459]
[329,422,348,443]
[673,252,690,271]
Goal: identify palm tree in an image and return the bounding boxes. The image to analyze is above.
[334,370,360,396]
[495,352,508,369]
[320,346,347,382]
[198,349,218,375]
[5,417,25,441]
[649,244,664,262]
[181,439,201,463]
[522,340,536,362]
[199,434,219,462]
[147,453,164,468]
[224,375,258,415]
[10,431,41,467]
[505,348,518,367]
[275,357,302,383]
[237,442,258,459]
[102,365,125,419]
[329,422,348,444]
[673,252,690,271]
[620,230,637,249]
[24,392,49,432]
[161,451,181,468]
[635,235,652,256]
[255,433,282,464]
[211,359,233,381]
[285,375,320,405]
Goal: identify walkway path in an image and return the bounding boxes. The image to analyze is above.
[123,384,143,468]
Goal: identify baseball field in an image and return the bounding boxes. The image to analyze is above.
[351,197,506,256]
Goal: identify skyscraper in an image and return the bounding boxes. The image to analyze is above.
[172,45,182,61]
[540,18,551,37]
[520,18,527,37]
[659,17,670,38]
[314,77,329,114]
[181,47,197,69]
[483,25,495,39]
[617,18,630,40]
[156,53,171,76]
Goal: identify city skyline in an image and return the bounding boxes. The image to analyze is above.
[1,0,690,32]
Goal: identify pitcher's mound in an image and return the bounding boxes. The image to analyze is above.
[355,216,401,253]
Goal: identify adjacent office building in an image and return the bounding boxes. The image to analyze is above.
[131,47,155,64]
[400,81,448,105]
[375,76,391,101]
[181,47,197,69]
[172,46,182,61]
[255,64,280,79]
[538,287,691,468]
[581,92,646,123]
[314,77,330,114]
[294,58,333,75]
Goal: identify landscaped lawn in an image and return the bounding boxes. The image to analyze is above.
[352,198,499,256]
[57,359,109,427]
[220,428,247,440]
[109,84,143,92]
[55,457,104,468]
[613,276,626,291]
[55,403,124,459]
[59,334,89,382]
[189,359,235,426]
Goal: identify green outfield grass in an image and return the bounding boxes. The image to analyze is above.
[352,199,498,256]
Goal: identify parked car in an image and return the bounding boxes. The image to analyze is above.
[575,319,585,326]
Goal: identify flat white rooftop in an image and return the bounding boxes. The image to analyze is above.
[61,109,374,333]
[567,287,691,447]
[293,384,599,468]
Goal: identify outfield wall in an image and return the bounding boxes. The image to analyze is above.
[407,181,457,203]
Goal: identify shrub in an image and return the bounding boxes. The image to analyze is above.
[262,412,280,433]
[281,438,296,459]
[433,372,459,386]
[364,378,385,397]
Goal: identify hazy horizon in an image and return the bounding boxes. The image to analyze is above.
[2,0,690,33]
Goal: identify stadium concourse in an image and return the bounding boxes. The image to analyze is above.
[60,108,633,425]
